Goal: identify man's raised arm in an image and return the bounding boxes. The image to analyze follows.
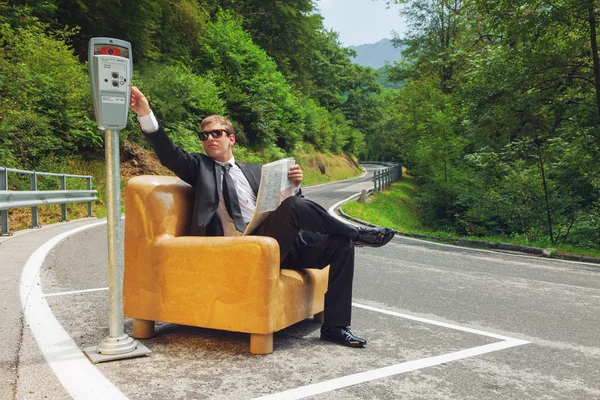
[128,86,199,185]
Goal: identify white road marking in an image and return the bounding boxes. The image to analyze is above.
[41,287,109,298]
[19,220,128,400]
[398,235,600,267]
[352,303,517,341]
[253,339,528,400]
[254,302,530,400]
[328,193,362,227]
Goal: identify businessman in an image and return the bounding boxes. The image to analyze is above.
[129,86,395,347]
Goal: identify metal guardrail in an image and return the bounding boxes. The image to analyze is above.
[362,161,400,167]
[362,161,403,192]
[0,167,97,235]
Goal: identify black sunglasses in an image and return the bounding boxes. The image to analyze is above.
[199,129,230,141]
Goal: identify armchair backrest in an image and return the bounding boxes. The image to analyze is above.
[125,176,193,276]
[125,175,193,239]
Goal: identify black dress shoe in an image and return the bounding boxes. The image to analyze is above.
[320,325,367,347]
[354,226,395,247]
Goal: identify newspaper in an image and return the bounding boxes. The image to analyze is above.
[243,157,296,235]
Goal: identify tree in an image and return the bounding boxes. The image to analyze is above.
[0,18,97,168]
[376,0,600,247]
[133,62,226,152]
[387,0,467,93]
[196,10,302,150]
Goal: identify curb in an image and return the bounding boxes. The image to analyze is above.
[336,193,600,266]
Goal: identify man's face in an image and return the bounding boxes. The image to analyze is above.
[201,122,235,162]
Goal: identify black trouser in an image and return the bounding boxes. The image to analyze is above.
[251,196,359,326]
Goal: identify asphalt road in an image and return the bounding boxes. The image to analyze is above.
[3,165,600,399]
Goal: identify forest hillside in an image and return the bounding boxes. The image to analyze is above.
[1,0,599,251]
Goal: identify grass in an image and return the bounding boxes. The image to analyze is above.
[342,175,600,261]
[343,176,424,233]
[294,145,362,186]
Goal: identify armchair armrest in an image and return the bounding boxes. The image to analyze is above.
[154,235,280,300]
[125,234,282,334]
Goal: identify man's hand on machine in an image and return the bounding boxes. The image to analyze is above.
[129,86,152,117]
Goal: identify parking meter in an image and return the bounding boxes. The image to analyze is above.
[88,38,132,130]
[84,38,150,363]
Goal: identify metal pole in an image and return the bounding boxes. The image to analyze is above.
[30,172,40,228]
[105,128,125,339]
[0,168,9,235]
[86,176,93,217]
[387,168,391,188]
[385,169,388,189]
[60,175,68,222]
[85,128,149,362]
[373,170,378,192]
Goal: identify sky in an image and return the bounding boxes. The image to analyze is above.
[315,0,407,47]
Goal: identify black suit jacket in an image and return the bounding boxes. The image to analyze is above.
[143,127,262,236]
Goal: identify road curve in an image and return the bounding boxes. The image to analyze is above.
[3,165,599,399]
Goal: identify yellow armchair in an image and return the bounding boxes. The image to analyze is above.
[123,175,329,354]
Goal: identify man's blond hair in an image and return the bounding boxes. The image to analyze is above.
[201,115,235,135]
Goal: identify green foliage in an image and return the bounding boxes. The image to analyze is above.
[459,134,600,245]
[297,96,334,151]
[295,97,364,154]
[377,67,405,89]
[342,175,424,233]
[0,1,380,168]
[133,62,226,152]
[206,0,320,89]
[343,173,600,258]
[373,0,600,249]
[232,144,286,165]
[197,10,301,151]
[0,20,98,168]
[329,109,364,154]
[308,30,359,110]
[2,0,598,253]
[150,0,209,62]
[48,0,161,61]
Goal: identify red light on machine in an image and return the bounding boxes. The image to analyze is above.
[98,47,121,56]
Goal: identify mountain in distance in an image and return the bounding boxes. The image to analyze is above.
[348,38,404,70]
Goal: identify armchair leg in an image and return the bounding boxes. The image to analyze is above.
[313,311,325,324]
[133,319,155,339]
[250,333,273,355]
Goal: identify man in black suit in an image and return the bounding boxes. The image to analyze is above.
[129,86,395,347]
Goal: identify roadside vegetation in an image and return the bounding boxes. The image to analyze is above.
[356,0,600,255]
[1,1,599,255]
[343,174,600,260]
